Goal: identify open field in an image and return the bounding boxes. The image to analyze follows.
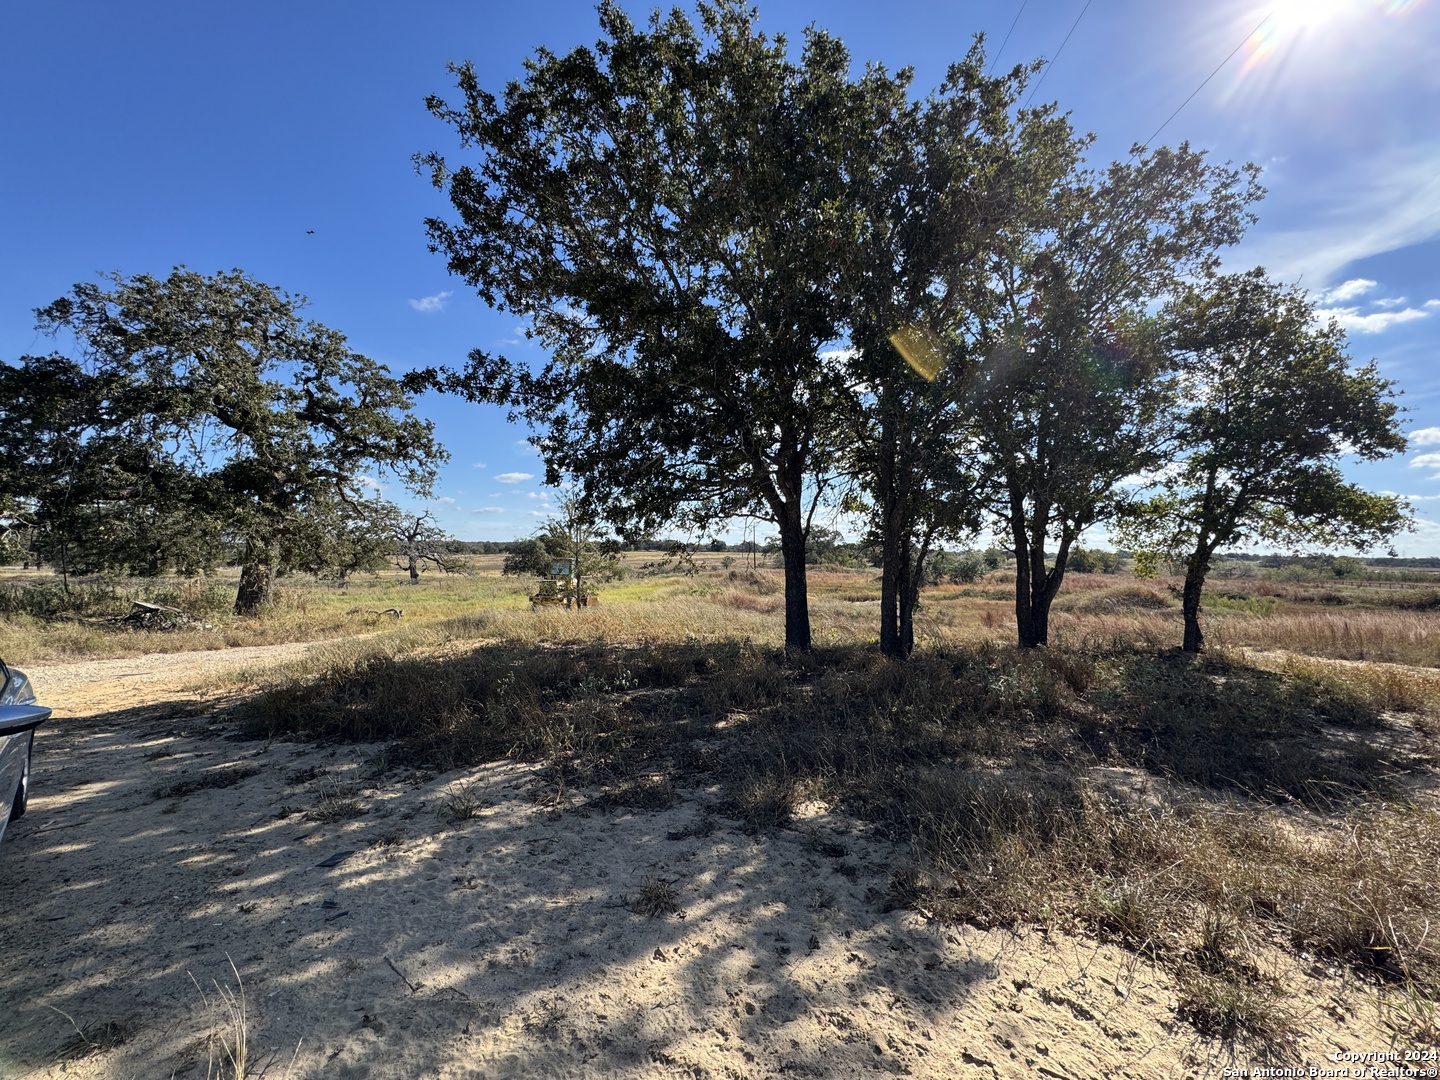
[1,564,1438,1077]
[3,560,1438,667]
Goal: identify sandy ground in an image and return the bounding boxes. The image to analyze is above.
[0,644,1412,1079]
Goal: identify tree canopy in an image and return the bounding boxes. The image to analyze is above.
[970,143,1264,646]
[416,0,916,650]
[1120,268,1409,652]
[17,268,445,613]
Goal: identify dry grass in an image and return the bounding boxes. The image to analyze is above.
[15,559,1440,1049]
[238,607,1440,1050]
[190,958,248,1080]
[1215,611,1440,667]
[626,876,682,918]
[153,764,261,800]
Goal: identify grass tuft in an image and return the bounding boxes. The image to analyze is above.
[627,876,681,918]
[153,765,260,800]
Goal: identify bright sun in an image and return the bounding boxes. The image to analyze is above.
[1266,0,1369,35]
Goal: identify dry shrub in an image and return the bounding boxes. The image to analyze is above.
[592,774,677,811]
[1271,655,1440,716]
[721,568,781,595]
[1175,966,1292,1042]
[1066,585,1175,614]
[153,764,260,800]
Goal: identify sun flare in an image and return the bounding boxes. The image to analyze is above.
[1266,0,1365,34]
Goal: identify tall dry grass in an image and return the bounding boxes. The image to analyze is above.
[1213,611,1440,667]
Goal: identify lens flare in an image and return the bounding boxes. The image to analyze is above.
[1220,0,1423,104]
[889,325,944,381]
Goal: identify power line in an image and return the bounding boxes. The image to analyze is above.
[1136,11,1273,152]
[1023,0,1095,109]
[987,0,1029,76]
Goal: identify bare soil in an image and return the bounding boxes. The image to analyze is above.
[0,643,1409,1078]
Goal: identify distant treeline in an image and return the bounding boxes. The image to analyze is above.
[443,538,730,555]
[1221,553,1440,569]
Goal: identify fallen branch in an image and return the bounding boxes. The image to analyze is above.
[384,955,422,993]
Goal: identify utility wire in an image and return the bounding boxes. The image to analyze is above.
[1135,11,1273,152]
[987,0,1029,76]
[1023,0,1095,108]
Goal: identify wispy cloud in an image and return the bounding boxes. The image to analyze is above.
[473,507,505,514]
[1314,304,1430,334]
[408,290,454,314]
[1317,278,1376,303]
[495,472,534,483]
[526,510,550,518]
[1410,427,1440,447]
[355,476,382,491]
[435,496,457,505]
[471,462,486,470]
[1231,147,1440,283]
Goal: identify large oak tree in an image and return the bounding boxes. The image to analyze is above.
[28,269,444,614]
[415,0,901,650]
[973,144,1264,647]
[1120,269,1409,652]
[835,45,1075,657]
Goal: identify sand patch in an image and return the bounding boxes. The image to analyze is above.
[0,647,1412,1078]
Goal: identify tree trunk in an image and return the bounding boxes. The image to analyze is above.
[1009,485,1042,647]
[1181,550,1211,653]
[775,504,812,653]
[897,542,918,660]
[574,550,584,613]
[897,534,931,659]
[878,518,905,658]
[1008,479,1072,648]
[234,540,276,616]
[407,553,420,584]
[876,417,905,658]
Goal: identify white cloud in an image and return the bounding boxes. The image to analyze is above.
[526,510,549,518]
[1230,147,1440,283]
[526,492,542,499]
[1373,296,1407,309]
[1318,278,1376,303]
[1427,300,1440,309]
[408,290,454,314]
[1314,305,1429,334]
[473,507,505,514]
[435,496,457,505]
[471,462,486,470]
[1410,428,1440,447]
[1410,452,1440,477]
[355,476,382,491]
[495,472,534,483]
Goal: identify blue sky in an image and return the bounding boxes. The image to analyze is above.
[3,0,1438,553]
